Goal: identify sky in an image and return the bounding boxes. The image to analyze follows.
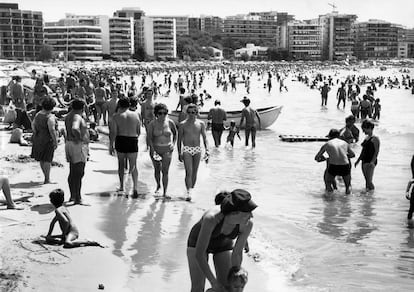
[5,0,414,28]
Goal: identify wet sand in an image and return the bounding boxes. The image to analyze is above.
[0,124,272,292]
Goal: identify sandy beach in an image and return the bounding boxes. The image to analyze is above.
[0,123,272,292]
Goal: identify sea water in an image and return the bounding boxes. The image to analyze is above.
[100,66,414,291]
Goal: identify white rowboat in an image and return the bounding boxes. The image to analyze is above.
[169,105,283,129]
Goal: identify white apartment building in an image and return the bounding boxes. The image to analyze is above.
[288,21,322,60]
[150,15,188,36]
[142,17,176,59]
[44,24,102,61]
[109,17,134,60]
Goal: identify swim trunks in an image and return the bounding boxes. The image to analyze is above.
[65,141,89,164]
[327,164,351,177]
[182,146,202,156]
[115,136,138,153]
[211,123,225,132]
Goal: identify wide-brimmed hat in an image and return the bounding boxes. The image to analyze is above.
[220,189,258,214]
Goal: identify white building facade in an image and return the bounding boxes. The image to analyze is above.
[109,17,134,60]
[142,17,176,59]
[288,21,322,60]
[44,20,102,61]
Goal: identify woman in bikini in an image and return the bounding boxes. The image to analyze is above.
[355,119,380,192]
[147,103,177,198]
[187,189,257,292]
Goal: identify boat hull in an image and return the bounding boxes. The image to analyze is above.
[169,105,283,129]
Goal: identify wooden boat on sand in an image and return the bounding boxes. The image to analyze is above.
[169,105,283,129]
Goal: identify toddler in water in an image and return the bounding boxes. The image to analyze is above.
[226,120,241,147]
[406,156,414,227]
[46,189,79,248]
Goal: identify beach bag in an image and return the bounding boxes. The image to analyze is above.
[3,105,17,124]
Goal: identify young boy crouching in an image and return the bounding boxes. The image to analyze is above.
[46,189,79,248]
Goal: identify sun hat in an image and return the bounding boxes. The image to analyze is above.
[220,189,258,214]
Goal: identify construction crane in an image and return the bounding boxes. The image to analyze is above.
[328,2,338,13]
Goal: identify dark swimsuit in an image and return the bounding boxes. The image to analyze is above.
[328,164,351,177]
[360,136,377,165]
[115,136,138,153]
[187,216,240,254]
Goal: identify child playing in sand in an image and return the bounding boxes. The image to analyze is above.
[406,155,414,227]
[46,189,79,248]
[226,121,241,147]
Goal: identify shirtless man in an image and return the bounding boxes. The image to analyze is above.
[65,99,89,204]
[314,129,355,194]
[239,97,261,148]
[106,89,119,147]
[141,89,155,150]
[207,100,227,147]
[109,98,141,197]
[177,104,209,200]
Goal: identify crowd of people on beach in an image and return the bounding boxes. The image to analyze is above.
[1,61,414,291]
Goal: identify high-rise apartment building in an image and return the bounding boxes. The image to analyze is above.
[142,17,176,59]
[288,20,322,60]
[188,17,201,35]
[223,14,278,46]
[200,16,223,35]
[353,19,399,59]
[276,12,295,50]
[0,3,43,61]
[150,15,188,36]
[109,17,134,60]
[318,12,357,60]
[113,7,145,54]
[44,15,103,61]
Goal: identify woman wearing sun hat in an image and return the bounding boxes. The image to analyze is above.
[187,189,257,292]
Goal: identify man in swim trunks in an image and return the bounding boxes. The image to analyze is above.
[177,104,209,200]
[315,129,355,194]
[65,99,89,204]
[239,97,261,148]
[208,100,227,147]
[109,98,141,197]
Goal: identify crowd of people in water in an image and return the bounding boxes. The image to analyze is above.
[1,61,414,291]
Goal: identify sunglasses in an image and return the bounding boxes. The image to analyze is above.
[187,111,197,114]
[158,111,168,116]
